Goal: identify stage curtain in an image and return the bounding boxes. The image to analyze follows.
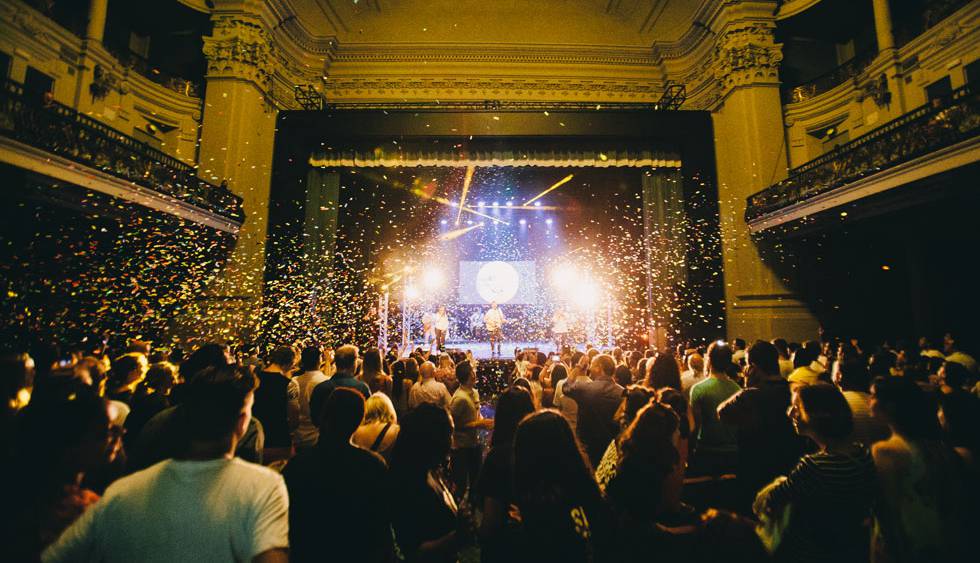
[309,147,681,168]
[304,169,341,278]
[642,169,686,338]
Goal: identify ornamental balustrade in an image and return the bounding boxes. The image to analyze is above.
[0,79,243,223]
[747,82,979,221]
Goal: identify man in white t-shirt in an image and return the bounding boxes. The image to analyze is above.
[43,366,289,563]
[409,361,451,409]
[484,302,506,356]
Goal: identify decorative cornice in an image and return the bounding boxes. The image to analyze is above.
[331,42,660,67]
[325,76,663,102]
[713,22,782,92]
[202,14,276,94]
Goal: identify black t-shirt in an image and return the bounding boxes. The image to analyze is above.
[282,441,392,563]
[477,445,519,563]
[253,371,292,448]
[390,471,458,563]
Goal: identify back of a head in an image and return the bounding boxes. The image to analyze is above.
[455,361,475,386]
[363,392,397,425]
[747,340,780,377]
[797,383,853,441]
[550,364,568,387]
[403,357,420,379]
[614,364,632,387]
[646,354,681,390]
[733,338,746,351]
[514,410,597,507]
[837,359,871,392]
[706,340,734,374]
[362,347,383,375]
[491,386,535,448]
[320,387,365,439]
[941,360,971,389]
[182,365,257,444]
[609,402,680,516]
[180,344,229,382]
[772,338,789,357]
[17,383,108,465]
[657,388,691,439]
[793,344,817,369]
[390,402,453,476]
[300,346,322,372]
[109,353,144,388]
[334,345,359,372]
[592,354,616,379]
[688,353,704,374]
[266,346,297,370]
[144,362,177,392]
[872,376,941,440]
[419,361,436,380]
[618,385,656,428]
[536,351,547,366]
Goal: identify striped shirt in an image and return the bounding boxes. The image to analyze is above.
[764,445,876,563]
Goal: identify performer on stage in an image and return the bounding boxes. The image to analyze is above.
[484,301,505,356]
[552,308,569,350]
[421,310,435,349]
[468,310,482,340]
[434,305,449,351]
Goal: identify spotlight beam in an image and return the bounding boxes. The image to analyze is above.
[524,174,574,206]
[455,165,475,226]
[438,222,485,241]
[413,189,509,224]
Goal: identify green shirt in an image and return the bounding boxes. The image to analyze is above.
[690,375,741,452]
[450,386,480,449]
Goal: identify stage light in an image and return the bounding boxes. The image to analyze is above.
[440,219,448,225]
[478,201,486,207]
[492,201,499,207]
[578,282,599,309]
[422,269,444,289]
[405,285,420,300]
[467,220,474,225]
[519,219,527,226]
[507,201,513,207]
[524,174,574,205]
[534,201,542,207]
[545,218,553,225]
[550,263,576,292]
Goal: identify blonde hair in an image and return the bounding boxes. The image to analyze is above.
[363,392,397,425]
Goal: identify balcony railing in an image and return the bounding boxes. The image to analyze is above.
[0,80,243,223]
[747,82,979,221]
[781,50,876,104]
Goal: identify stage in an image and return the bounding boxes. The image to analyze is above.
[411,340,559,360]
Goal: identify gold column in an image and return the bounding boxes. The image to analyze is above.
[85,0,108,42]
[871,0,895,52]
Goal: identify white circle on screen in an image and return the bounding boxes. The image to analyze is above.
[476,261,520,303]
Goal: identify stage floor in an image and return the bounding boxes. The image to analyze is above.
[417,341,558,360]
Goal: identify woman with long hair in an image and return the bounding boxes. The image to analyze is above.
[389,402,471,562]
[352,392,400,461]
[594,385,655,492]
[361,347,393,397]
[391,357,419,419]
[513,410,613,562]
[477,387,535,563]
[645,353,682,391]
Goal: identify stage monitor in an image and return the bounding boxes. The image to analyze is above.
[458,260,538,305]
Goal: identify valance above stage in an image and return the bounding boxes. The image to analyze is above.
[309,147,681,168]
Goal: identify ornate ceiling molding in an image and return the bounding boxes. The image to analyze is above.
[331,43,659,67]
[202,14,277,93]
[325,76,663,102]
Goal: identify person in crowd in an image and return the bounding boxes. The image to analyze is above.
[772,338,794,377]
[352,392,401,460]
[689,340,741,476]
[605,401,689,560]
[562,353,625,467]
[253,346,300,463]
[527,364,544,405]
[129,344,264,470]
[937,390,980,472]
[391,357,419,418]
[614,364,632,388]
[645,352,682,390]
[544,361,566,408]
[869,377,968,562]
[434,353,458,394]
[310,345,370,423]
[513,409,613,562]
[123,361,177,449]
[409,360,451,410]
[937,360,974,394]
[106,353,148,407]
[680,352,704,396]
[943,331,977,373]
[7,383,122,560]
[551,362,582,431]
[450,361,493,502]
[754,384,876,563]
[834,358,889,446]
[283,387,392,563]
[291,346,328,451]
[718,340,801,510]
[787,344,821,389]
[477,387,535,563]
[595,385,655,491]
[360,347,393,397]
[869,351,897,379]
[389,402,472,563]
[42,366,290,563]
[731,338,747,367]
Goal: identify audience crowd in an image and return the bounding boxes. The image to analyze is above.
[2,329,977,562]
